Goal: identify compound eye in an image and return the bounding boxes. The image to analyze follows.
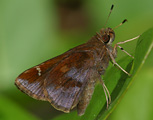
[102,34,110,43]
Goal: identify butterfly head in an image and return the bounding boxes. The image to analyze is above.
[100,28,115,45]
[99,4,127,45]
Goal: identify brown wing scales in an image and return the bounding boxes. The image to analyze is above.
[15,52,70,100]
[15,51,97,113]
[44,52,94,112]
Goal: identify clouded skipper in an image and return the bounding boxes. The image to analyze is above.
[15,5,140,116]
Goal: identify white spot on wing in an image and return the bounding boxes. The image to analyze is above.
[36,66,41,76]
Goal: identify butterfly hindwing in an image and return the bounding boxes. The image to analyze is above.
[43,51,96,112]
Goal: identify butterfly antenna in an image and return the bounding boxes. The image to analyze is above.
[113,19,127,30]
[103,4,114,28]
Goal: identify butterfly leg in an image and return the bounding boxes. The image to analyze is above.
[99,77,111,109]
[115,35,140,59]
[106,47,131,76]
[117,35,140,45]
[115,44,134,59]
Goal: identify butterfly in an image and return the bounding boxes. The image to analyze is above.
[15,5,139,116]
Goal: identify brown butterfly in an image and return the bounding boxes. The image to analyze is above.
[15,5,139,116]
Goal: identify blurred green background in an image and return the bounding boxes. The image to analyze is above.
[0,0,153,120]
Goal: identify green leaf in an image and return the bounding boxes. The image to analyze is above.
[0,94,39,120]
[53,28,153,120]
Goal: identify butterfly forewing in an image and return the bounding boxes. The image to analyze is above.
[15,52,72,100]
[15,49,97,113]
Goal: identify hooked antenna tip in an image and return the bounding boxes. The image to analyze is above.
[122,19,128,24]
[111,4,114,10]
